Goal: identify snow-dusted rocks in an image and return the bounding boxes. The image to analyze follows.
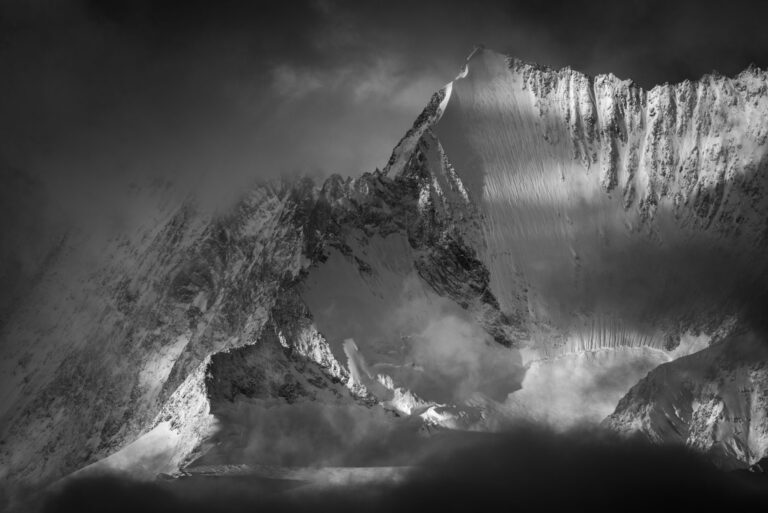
[605,333,768,469]
[0,182,313,488]
[426,48,768,357]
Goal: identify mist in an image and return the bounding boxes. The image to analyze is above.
[193,400,426,469]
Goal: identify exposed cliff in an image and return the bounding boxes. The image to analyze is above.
[606,333,768,469]
[420,48,768,357]
[0,120,514,494]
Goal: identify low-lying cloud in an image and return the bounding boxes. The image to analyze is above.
[198,400,425,469]
[374,274,524,405]
[504,348,668,427]
[37,424,768,513]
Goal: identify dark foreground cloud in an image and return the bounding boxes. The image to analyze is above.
[36,425,768,513]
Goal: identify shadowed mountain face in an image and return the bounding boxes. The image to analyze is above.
[2,47,768,504]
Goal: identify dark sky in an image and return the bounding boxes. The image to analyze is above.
[3,0,768,222]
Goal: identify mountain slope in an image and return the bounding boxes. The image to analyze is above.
[606,333,768,468]
[417,47,768,356]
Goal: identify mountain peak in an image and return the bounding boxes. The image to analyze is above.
[466,44,486,62]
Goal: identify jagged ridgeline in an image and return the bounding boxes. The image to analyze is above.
[1,47,768,500]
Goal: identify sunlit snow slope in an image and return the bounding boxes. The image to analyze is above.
[380,47,768,459]
[606,333,768,468]
[420,47,768,357]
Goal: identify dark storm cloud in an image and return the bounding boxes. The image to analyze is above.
[496,0,768,85]
[3,0,768,222]
[37,425,768,513]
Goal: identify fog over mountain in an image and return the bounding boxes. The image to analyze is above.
[2,1,768,511]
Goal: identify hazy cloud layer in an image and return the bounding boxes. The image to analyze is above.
[398,299,523,404]
[504,348,668,427]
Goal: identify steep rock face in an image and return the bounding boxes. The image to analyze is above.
[606,333,768,469]
[401,48,768,449]
[0,110,516,493]
[0,182,315,487]
[417,48,768,358]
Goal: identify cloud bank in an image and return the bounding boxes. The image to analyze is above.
[38,425,768,513]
